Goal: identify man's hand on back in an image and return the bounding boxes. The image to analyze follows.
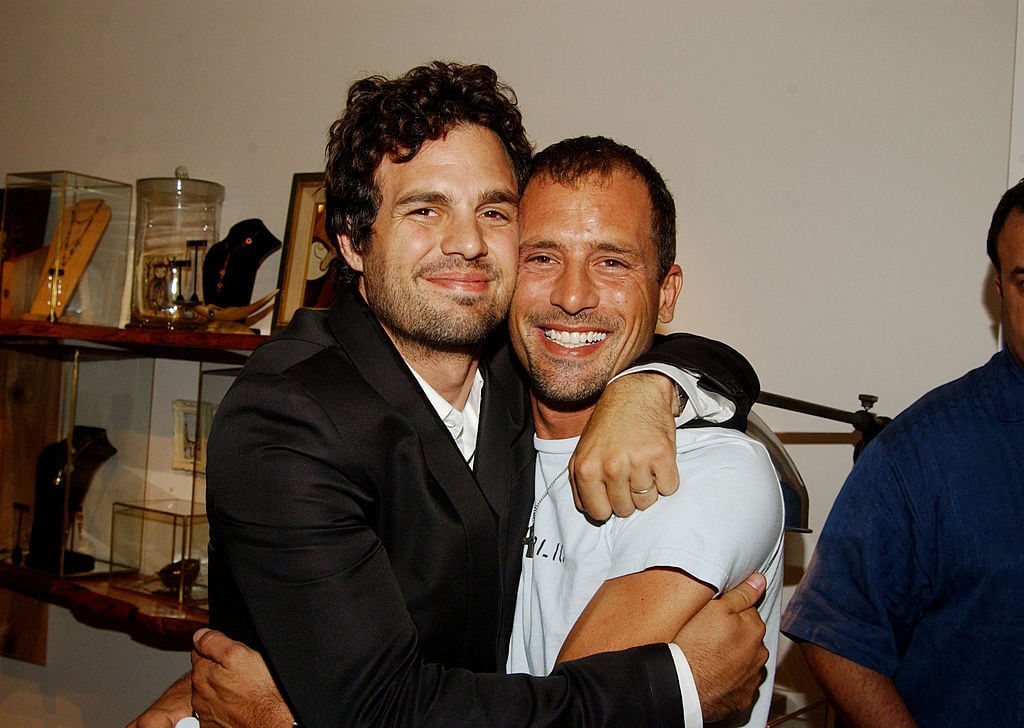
[675,573,769,722]
[191,628,294,728]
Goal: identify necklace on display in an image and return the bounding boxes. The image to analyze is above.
[30,198,112,320]
[57,199,102,268]
[215,235,253,294]
[522,463,569,558]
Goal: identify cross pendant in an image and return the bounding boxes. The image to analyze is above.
[523,525,536,558]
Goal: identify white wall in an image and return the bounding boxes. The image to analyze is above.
[0,1,1018,724]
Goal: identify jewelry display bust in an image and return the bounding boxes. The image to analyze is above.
[25,426,117,575]
[202,218,281,307]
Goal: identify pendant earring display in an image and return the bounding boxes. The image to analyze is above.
[28,198,111,321]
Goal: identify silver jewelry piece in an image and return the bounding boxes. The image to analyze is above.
[523,463,569,558]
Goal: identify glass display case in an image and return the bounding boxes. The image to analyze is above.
[0,344,152,579]
[109,499,209,605]
[0,171,132,327]
[129,169,224,329]
[0,323,261,629]
[106,360,239,607]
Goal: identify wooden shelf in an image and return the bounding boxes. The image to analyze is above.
[0,319,259,655]
[0,319,268,364]
[0,560,206,651]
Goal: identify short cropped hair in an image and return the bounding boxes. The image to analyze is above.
[324,61,533,277]
[528,136,676,279]
[988,177,1024,272]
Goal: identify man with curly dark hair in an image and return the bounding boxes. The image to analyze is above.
[130,62,768,728]
[324,61,533,278]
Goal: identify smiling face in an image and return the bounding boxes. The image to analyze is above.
[339,124,520,354]
[510,170,682,437]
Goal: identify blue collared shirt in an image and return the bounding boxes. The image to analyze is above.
[782,348,1024,726]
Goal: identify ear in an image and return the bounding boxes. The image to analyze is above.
[657,264,683,323]
[337,233,364,273]
[995,264,1004,299]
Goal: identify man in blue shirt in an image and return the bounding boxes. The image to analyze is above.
[781,179,1024,727]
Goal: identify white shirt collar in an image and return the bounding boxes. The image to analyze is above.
[407,365,483,466]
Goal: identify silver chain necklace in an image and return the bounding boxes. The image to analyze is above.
[522,463,569,558]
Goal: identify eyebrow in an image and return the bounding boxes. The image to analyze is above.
[519,240,558,250]
[395,191,451,207]
[519,239,641,257]
[592,241,639,257]
[479,189,519,206]
[395,189,518,209]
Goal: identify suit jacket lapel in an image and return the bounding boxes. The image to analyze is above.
[476,338,537,663]
[328,288,489,512]
[474,361,514,520]
[475,335,537,560]
[326,287,506,667]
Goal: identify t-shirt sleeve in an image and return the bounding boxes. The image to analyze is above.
[607,429,784,593]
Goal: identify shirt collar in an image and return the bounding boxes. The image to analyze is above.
[407,365,484,464]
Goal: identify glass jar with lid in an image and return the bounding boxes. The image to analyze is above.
[130,167,224,328]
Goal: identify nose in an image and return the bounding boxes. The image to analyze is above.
[440,213,487,260]
[550,262,599,315]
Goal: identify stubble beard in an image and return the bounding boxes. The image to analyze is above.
[517,314,620,406]
[364,261,512,353]
[528,356,608,407]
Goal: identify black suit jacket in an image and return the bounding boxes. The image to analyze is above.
[207,285,755,727]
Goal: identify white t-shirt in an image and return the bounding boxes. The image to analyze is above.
[507,427,785,728]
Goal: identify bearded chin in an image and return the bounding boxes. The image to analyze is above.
[423,306,502,347]
[528,359,608,406]
[368,277,508,350]
[396,301,501,348]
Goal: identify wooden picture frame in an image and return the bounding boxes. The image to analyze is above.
[271,172,335,332]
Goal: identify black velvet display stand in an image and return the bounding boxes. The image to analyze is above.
[202,218,281,307]
[25,426,117,575]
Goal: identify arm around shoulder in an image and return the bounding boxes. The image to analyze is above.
[208,369,686,726]
[634,333,760,430]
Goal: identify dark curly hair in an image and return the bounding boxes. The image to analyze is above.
[528,136,677,280]
[324,61,533,280]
